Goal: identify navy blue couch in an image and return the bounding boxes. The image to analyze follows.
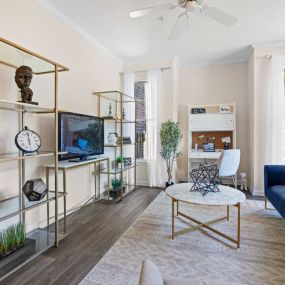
[264,165,285,219]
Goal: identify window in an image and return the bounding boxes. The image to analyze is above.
[135,81,147,159]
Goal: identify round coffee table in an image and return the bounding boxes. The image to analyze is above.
[166,183,246,248]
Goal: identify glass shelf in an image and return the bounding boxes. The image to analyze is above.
[0,37,69,74]
[101,164,136,175]
[102,118,136,123]
[104,144,135,147]
[93,90,143,103]
[0,99,54,113]
[0,151,67,163]
[0,191,67,223]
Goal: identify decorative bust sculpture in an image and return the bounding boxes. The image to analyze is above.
[15,66,38,105]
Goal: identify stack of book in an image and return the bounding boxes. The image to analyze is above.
[117,137,132,144]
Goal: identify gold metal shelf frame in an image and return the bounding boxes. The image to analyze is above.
[0,37,69,281]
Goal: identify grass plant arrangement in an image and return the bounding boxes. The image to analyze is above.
[0,223,25,259]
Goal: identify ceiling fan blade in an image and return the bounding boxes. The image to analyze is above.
[168,12,187,40]
[203,5,238,27]
[129,3,177,18]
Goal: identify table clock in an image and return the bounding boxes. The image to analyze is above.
[15,126,41,153]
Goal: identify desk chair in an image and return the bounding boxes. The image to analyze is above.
[219,149,241,188]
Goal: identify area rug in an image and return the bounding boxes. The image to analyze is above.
[80,192,285,285]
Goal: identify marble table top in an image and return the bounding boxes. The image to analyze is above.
[166,183,246,206]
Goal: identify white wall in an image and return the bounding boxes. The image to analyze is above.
[0,0,122,231]
[177,63,249,181]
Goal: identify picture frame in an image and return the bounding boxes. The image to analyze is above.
[191,108,206,114]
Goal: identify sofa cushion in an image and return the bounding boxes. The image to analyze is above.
[267,185,285,219]
[139,259,164,285]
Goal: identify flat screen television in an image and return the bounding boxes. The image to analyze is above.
[58,111,104,161]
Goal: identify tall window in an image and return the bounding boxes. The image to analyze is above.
[135,81,147,159]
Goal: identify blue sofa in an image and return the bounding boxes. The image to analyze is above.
[264,165,285,219]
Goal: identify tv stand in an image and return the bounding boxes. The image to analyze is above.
[68,156,99,163]
[44,156,110,232]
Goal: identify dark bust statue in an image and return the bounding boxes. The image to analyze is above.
[15,66,36,104]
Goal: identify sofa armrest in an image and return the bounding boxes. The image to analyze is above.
[264,165,285,196]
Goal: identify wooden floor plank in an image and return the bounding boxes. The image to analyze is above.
[2,187,161,285]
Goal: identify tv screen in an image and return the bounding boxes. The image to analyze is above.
[58,112,104,161]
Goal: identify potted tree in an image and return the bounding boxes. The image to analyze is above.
[160,120,183,188]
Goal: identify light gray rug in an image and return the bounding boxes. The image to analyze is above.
[80,192,285,285]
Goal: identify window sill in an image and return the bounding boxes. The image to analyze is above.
[136,159,148,164]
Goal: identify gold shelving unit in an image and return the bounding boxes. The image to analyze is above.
[93,90,137,201]
[0,37,68,280]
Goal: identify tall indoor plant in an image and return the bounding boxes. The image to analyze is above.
[160,120,183,188]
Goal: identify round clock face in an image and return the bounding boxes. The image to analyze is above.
[15,127,41,153]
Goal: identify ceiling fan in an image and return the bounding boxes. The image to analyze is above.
[129,0,238,40]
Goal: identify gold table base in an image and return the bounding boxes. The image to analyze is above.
[171,199,241,248]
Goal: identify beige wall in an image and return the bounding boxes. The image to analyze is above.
[177,63,249,180]
[0,0,122,231]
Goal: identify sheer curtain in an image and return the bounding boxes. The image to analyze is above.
[265,55,285,164]
[146,70,165,187]
[255,55,285,191]
[123,72,135,139]
[123,72,135,189]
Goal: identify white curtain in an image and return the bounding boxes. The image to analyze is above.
[123,72,135,139]
[146,70,165,187]
[255,55,285,191]
[265,55,285,164]
[123,72,135,188]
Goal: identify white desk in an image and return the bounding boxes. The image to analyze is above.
[188,150,223,181]
[189,151,223,160]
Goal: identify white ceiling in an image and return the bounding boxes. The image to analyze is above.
[41,0,285,67]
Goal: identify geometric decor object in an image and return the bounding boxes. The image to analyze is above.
[22,179,48,202]
[190,164,220,196]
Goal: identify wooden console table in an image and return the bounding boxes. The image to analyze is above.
[44,156,110,233]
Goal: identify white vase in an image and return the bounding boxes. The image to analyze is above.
[107,133,117,145]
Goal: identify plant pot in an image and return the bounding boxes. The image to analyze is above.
[165,182,174,188]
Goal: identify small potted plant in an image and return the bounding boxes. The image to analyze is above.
[116,155,124,169]
[111,178,122,198]
[160,120,183,188]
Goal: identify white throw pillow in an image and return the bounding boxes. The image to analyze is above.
[139,259,164,285]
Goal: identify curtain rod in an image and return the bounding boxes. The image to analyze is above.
[255,55,272,59]
[119,67,171,76]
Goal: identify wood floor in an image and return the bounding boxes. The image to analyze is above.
[2,187,161,285]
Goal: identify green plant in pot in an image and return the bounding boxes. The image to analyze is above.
[160,120,183,188]
[116,155,124,169]
[111,178,122,198]
[0,223,26,259]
